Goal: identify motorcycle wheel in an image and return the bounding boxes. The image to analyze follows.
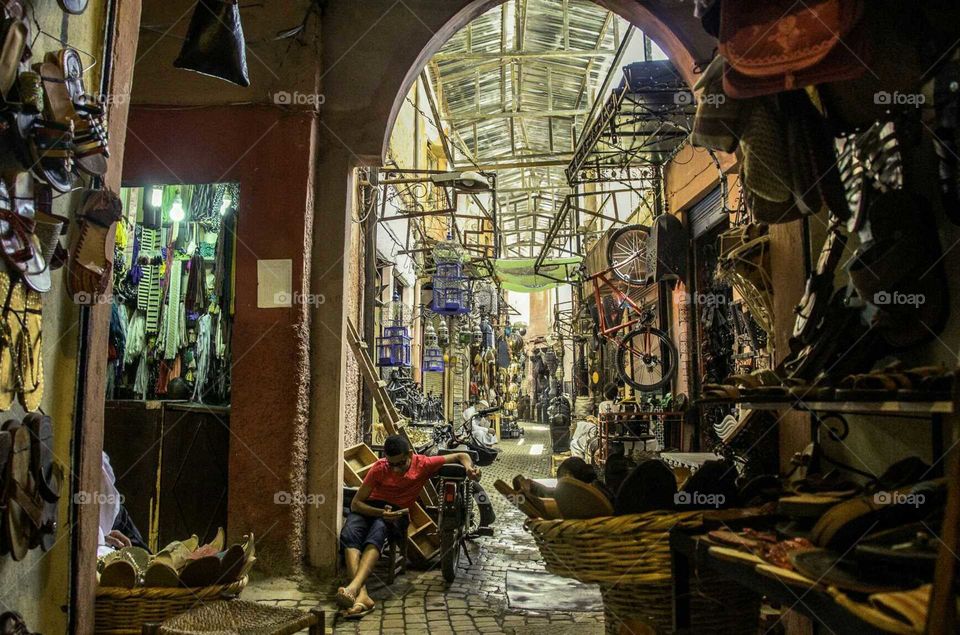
[440,526,460,583]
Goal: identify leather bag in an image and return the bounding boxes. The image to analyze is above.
[719,0,868,99]
[174,0,250,87]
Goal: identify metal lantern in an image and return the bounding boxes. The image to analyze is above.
[457,318,473,345]
[376,294,411,367]
[471,322,483,346]
[431,235,471,315]
[437,319,450,347]
[423,344,445,372]
[424,321,438,347]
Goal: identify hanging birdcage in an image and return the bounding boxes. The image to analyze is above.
[431,234,471,315]
[423,344,445,372]
[376,294,411,367]
[437,319,450,347]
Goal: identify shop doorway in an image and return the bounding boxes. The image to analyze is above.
[100,182,238,552]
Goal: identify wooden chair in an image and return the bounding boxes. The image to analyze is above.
[141,600,324,634]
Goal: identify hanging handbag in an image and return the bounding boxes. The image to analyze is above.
[719,0,868,99]
[173,0,250,88]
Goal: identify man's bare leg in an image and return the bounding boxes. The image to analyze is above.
[337,545,379,612]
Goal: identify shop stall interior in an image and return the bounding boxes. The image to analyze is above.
[9,0,957,632]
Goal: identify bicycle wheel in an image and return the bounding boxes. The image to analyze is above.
[606,224,651,286]
[615,326,678,392]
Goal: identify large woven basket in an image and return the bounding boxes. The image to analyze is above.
[94,577,247,634]
[527,511,759,634]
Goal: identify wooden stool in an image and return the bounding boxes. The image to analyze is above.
[141,600,324,634]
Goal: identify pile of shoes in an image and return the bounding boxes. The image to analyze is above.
[0,413,61,561]
[98,530,255,589]
[0,3,123,308]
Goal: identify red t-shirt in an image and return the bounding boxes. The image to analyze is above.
[363,454,446,509]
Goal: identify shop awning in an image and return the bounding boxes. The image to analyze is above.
[493,257,582,293]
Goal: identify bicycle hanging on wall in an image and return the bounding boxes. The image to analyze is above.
[586,224,678,392]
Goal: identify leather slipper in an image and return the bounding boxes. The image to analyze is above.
[3,421,41,561]
[219,532,255,583]
[17,288,42,412]
[23,413,58,503]
[179,555,221,587]
[142,560,180,588]
[0,272,17,411]
[99,554,138,588]
[67,188,122,304]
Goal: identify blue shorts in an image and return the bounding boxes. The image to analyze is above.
[340,502,408,554]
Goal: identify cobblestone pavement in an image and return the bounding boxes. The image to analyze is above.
[247,423,605,634]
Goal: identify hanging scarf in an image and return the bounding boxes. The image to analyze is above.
[185,252,207,315]
[192,313,212,402]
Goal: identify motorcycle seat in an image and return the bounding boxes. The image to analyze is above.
[438,463,468,479]
[439,447,479,463]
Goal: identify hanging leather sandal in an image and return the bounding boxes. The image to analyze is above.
[67,188,122,304]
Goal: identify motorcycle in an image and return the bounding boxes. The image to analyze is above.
[431,421,497,582]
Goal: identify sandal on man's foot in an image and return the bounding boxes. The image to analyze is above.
[334,587,356,609]
[340,600,375,620]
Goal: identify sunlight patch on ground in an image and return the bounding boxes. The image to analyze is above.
[529,444,544,456]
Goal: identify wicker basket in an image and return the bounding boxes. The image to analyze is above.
[527,511,759,634]
[94,577,247,634]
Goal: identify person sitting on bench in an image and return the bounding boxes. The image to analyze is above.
[337,435,478,619]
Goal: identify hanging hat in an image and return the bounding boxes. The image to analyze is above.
[174,0,250,87]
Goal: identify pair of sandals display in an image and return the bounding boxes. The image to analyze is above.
[0,18,110,190]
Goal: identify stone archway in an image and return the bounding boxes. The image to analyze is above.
[308,0,716,568]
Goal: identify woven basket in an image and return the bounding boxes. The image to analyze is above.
[527,511,760,634]
[94,577,247,634]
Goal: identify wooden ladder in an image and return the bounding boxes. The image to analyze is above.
[346,319,402,433]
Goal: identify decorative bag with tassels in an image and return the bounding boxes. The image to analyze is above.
[719,0,868,99]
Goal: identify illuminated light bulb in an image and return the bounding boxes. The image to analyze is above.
[169,196,185,222]
[150,186,162,208]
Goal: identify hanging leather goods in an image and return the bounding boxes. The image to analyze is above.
[174,0,250,88]
[719,0,868,99]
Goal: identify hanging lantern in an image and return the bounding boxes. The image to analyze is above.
[430,234,471,315]
[424,321,438,347]
[471,322,483,346]
[437,319,450,347]
[376,294,411,367]
[423,344,445,372]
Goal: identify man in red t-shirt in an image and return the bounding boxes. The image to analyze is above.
[336,434,477,618]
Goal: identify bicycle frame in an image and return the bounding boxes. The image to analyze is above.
[588,265,651,340]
